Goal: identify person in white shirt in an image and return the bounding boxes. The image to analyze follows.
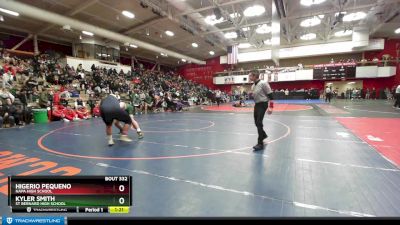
[249,70,274,151]
[2,71,12,88]
[215,90,222,107]
[284,89,289,99]
[325,86,332,103]
[394,84,400,109]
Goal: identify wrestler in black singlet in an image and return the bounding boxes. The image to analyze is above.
[100,95,132,126]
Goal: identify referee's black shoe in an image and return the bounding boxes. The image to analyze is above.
[253,144,264,151]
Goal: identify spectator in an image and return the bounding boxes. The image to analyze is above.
[393,84,400,109]
[365,88,370,100]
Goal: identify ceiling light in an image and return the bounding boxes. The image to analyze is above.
[0,8,19,16]
[242,27,250,31]
[181,59,187,62]
[192,43,198,48]
[204,15,225,25]
[79,35,82,40]
[224,32,238,39]
[230,13,240,18]
[243,5,265,17]
[343,12,366,22]
[348,82,355,84]
[300,17,321,27]
[300,0,326,6]
[160,53,167,57]
[122,10,135,19]
[0,15,3,22]
[395,28,400,34]
[165,30,174,36]
[263,39,272,45]
[156,55,159,59]
[334,30,353,37]
[300,33,317,40]
[318,14,325,19]
[238,43,252,49]
[82,31,94,36]
[129,44,138,48]
[209,51,215,55]
[256,24,271,34]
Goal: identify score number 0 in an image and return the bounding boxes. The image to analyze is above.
[119,184,126,205]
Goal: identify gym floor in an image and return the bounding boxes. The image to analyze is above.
[1,99,400,217]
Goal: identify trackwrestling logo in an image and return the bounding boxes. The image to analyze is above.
[2,217,65,225]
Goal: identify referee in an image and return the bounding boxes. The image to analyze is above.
[249,70,274,151]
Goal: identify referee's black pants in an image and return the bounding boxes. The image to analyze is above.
[254,101,268,145]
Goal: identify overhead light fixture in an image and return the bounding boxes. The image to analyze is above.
[300,0,326,6]
[334,30,353,37]
[395,27,400,34]
[318,14,325,19]
[0,15,3,21]
[348,82,355,84]
[263,39,272,45]
[192,43,198,48]
[79,35,82,40]
[300,16,321,27]
[82,30,94,36]
[165,30,174,37]
[209,51,215,55]
[129,44,138,48]
[0,8,19,16]
[122,10,135,19]
[242,27,250,31]
[255,24,271,34]
[343,12,366,22]
[238,43,252,49]
[224,32,238,39]
[243,5,265,17]
[160,53,167,57]
[300,33,317,40]
[204,15,225,25]
[230,13,240,18]
[327,82,333,85]
[156,55,159,59]
[181,59,187,62]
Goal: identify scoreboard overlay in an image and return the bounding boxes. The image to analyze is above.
[8,176,132,214]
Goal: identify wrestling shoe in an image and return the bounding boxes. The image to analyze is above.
[137,131,144,139]
[253,144,264,151]
[108,139,114,146]
[119,135,133,142]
